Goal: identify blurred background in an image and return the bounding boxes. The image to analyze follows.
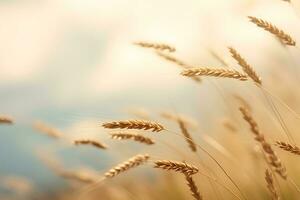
[1,0,300,199]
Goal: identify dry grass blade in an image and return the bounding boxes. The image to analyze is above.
[248,16,295,46]
[110,132,155,145]
[74,139,108,149]
[104,154,150,178]
[0,116,14,124]
[33,121,63,139]
[239,107,287,179]
[265,169,280,200]
[102,120,164,132]
[134,41,175,52]
[157,51,202,83]
[181,67,247,81]
[178,119,197,152]
[275,141,300,155]
[185,174,203,200]
[154,160,199,176]
[228,47,262,85]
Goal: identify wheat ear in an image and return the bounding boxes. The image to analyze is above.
[134,41,176,52]
[239,107,287,179]
[248,16,295,46]
[228,47,262,85]
[185,174,203,200]
[74,139,107,149]
[181,67,247,81]
[104,154,150,178]
[110,132,155,145]
[178,119,197,152]
[275,141,300,155]
[154,160,199,176]
[33,121,63,139]
[102,120,164,132]
[265,169,280,200]
[0,116,13,124]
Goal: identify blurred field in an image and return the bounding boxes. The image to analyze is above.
[1,0,300,199]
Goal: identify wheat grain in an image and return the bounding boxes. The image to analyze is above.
[248,16,295,46]
[104,154,150,178]
[134,41,176,52]
[154,160,199,176]
[185,174,203,200]
[178,119,197,152]
[265,169,280,200]
[181,67,247,81]
[240,107,287,179]
[0,116,13,124]
[102,120,164,132]
[110,132,155,145]
[228,47,262,85]
[275,141,300,155]
[74,139,107,149]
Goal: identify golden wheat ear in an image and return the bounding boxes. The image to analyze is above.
[239,107,287,180]
[33,121,63,139]
[74,139,108,149]
[153,160,199,176]
[104,154,150,178]
[228,47,262,85]
[265,169,280,200]
[0,116,14,124]
[185,174,203,200]
[177,119,197,152]
[102,120,165,132]
[110,132,155,145]
[134,41,176,52]
[181,67,248,81]
[248,16,296,46]
[275,141,300,155]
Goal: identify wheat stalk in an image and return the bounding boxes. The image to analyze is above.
[134,41,176,52]
[110,132,155,145]
[157,51,202,83]
[102,120,164,132]
[265,169,280,200]
[178,119,197,152]
[104,154,150,178]
[239,107,287,179]
[248,16,295,46]
[74,139,108,149]
[0,116,13,124]
[33,121,63,139]
[185,174,203,200]
[181,67,247,81]
[208,49,229,67]
[275,141,300,155]
[154,160,199,176]
[228,47,262,85]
